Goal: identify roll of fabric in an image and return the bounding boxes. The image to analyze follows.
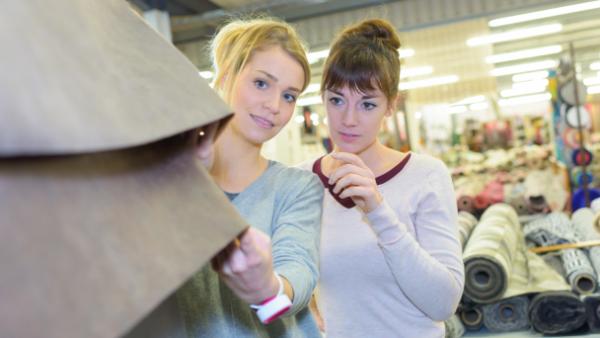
[459,306,483,331]
[524,212,596,294]
[529,291,587,335]
[457,195,476,214]
[457,211,478,249]
[444,314,465,338]
[527,195,549,214]
[584,294,600,332]
[463,204,570,304]
[482,295,530,332]
[572,208,600,290]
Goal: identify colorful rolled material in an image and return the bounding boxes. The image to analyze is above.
[481,295,530,332]
[528,291,587,335]
[459,306,483,331]
[457,195,475,214]
[572,147,593,167]
[457,211,478,249]
[463,204,570,304]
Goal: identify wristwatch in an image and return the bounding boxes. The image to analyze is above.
[250,273,292,324]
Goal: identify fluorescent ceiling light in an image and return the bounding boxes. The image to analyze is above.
[400,66,433,79]
[297,95,322,106]
[489,0,600,27]
[486,45,562,64]
[512,70,549,82]
[398,48,415,59]
[304,83,321,94]
[469,102,489,111]
[498,92,551,106]
[591,62,600,70]
[589,85,600,94]
[583,77,600,86]
[467,23,562,46]
[451,95,486,106]
[307,49,329,64]
[512,78,549,90]
[501,85,547,98]
[491,60,557,77]
[199,71,213,79]
[400,75,459,90]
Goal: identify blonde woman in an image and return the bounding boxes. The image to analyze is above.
[176,18,323,337]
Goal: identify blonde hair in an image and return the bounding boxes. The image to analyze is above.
[322,19,401,104]
[210,17,310,102]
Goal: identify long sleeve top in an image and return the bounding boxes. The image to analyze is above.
[176,161,323,338]
[302,152,464,338]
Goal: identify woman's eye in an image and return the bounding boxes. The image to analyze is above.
[329,97,343,105]
[254,80,268,89]
[283,93,297,103]
[363,102,377,110]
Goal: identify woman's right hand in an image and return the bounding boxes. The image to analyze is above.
[212,227,280,304]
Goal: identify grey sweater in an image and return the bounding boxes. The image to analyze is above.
[176,161,323,338]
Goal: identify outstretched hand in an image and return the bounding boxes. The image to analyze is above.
[212,227,279,304]
[329,152,383,213]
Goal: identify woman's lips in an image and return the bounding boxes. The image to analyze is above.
[250,114,274,129]
[338,131,360,143]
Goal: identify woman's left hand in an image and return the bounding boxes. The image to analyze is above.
[329,152,383,213]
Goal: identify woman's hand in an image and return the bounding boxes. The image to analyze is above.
[212,227,280,304]
[329,152,383,213]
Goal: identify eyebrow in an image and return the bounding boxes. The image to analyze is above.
[258,70,301,93]
[329,89,379,100]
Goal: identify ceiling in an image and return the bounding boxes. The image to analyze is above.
[129,0,404,44]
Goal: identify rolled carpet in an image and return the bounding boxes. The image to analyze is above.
[482,295,530,332]
[529,291,587,335]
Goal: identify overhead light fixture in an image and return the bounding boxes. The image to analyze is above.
[448,105,468,114]
[400,66,433,79]
[399,75,459,90]
[469,102,489,111]
[297,95,322,106]
[199,71,213,79]
[486,45,562,64]
[307,49,329,64]
[451,95,486,106]
[583,77,600,86]
[501,85,547,98]
[512,78,549,90]
[591,62,600,70]
[498,92,551,106]
[467,23,562,46]
[589,85,600,94]
[304,83,321,94]
[512,70,549,82]
[398,48,415,59]
[491,60,557,77]
[489,0,600,27]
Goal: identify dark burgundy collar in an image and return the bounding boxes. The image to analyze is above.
[312,153,411,208]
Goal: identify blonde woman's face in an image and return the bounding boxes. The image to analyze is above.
[324,85,391,154]
[228,45,304,145]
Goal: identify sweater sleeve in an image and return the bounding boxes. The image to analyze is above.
[366,161,464,321]
[271,172,323,316]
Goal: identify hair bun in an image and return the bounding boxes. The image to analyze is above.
[351,19,401,50]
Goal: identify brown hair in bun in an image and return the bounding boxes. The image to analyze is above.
[321,18,401,105]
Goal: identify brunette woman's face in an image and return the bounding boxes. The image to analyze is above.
[227,45,304,145]
[324,85,392,154]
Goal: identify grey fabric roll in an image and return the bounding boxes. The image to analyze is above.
[529,291,587,335]
[463,204,570,304]
[444,314,465,338]
[572,208,600,288]
[525,212,597,294]
[482,295,530,332]
[457,211,478,249]
[460,306,484,331]
[584,294,600,332]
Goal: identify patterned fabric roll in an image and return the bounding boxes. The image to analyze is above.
[457,195,476,214]
[457,211,478,249]
[459,306,483,331]
[482,295,530,332]
[528,291,587,335]
[583,294,600,332]
[463,204,570,304]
